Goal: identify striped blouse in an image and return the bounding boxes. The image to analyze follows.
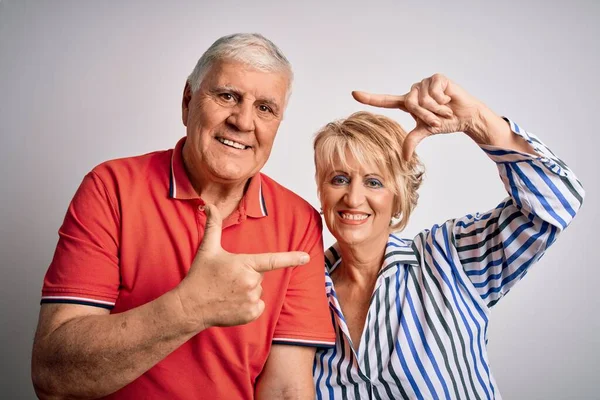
[313,119,584,400]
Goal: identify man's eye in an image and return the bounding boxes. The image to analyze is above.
[258,105,273,113]
[365,178,383,188]
[331,175,349,185]
[219,93,235,101]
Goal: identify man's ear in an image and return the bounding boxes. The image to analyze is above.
[182,82,192,126]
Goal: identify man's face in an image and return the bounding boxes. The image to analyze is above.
[181,60,289,188]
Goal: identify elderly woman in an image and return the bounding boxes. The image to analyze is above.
[312,74,584,399]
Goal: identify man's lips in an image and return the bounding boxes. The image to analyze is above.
[215,136,251,150]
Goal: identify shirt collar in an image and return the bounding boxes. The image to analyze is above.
[169,137,268,218]
[324,233,419,293]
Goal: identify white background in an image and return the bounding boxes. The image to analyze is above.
[1,0,598,398]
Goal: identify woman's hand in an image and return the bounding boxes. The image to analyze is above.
[353,74,531,160]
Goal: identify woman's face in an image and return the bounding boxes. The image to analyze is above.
[320,151,395,248]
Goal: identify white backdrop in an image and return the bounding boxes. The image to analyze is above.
[1,0,598,398]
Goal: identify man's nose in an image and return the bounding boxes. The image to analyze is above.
[227,102,255,132]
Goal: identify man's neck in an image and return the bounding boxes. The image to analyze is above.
[182,155,250,218]
[196,180,248,218]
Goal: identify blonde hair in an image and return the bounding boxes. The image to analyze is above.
[313,111,425,231]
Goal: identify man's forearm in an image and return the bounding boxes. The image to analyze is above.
[32,289,199,399]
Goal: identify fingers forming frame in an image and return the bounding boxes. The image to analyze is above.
[429,74,452,105]
[352,91,406,110]
[420,78,453,118]
[350,73,458,162]
[402,127,430,162]
[405,85,439,128]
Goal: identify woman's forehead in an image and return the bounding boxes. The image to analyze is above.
[330,148,386,175]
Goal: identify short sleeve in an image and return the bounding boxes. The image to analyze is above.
[41,170,121,309]
[272,209,336,348]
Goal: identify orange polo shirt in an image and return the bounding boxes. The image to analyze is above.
[42,137,335,399]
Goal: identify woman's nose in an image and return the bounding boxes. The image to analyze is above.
[343,182,365,208]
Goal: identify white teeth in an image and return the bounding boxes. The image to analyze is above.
[340,213,369,221]
[217,138,247,150]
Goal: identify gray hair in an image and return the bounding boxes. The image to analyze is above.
[187,33,293,100]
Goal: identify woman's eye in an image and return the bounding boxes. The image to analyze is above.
[365,178,383,188]
[331,175,349,185]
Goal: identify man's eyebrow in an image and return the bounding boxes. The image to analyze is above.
[211,85,243,96]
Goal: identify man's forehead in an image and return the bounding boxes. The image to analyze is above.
[205,60,289,100]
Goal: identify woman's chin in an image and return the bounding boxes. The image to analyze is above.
[333,229,386,248]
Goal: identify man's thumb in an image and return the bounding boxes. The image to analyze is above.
[199,204,223,252]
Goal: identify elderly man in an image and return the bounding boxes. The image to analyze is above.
[31,33,335,399]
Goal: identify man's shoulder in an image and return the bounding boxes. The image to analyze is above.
[89,148,172,183]
[259,173,319,218]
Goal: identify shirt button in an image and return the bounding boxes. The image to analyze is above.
[198,205,205,212]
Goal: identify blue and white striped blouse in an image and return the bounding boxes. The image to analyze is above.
[313,120,584,400]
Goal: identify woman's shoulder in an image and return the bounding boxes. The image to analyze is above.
[388,232,414,247]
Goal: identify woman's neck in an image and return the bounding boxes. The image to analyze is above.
[333,233,389,288]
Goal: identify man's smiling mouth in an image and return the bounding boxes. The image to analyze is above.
[216,137,250,150]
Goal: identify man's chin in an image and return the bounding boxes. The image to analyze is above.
[208,166,255,185]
